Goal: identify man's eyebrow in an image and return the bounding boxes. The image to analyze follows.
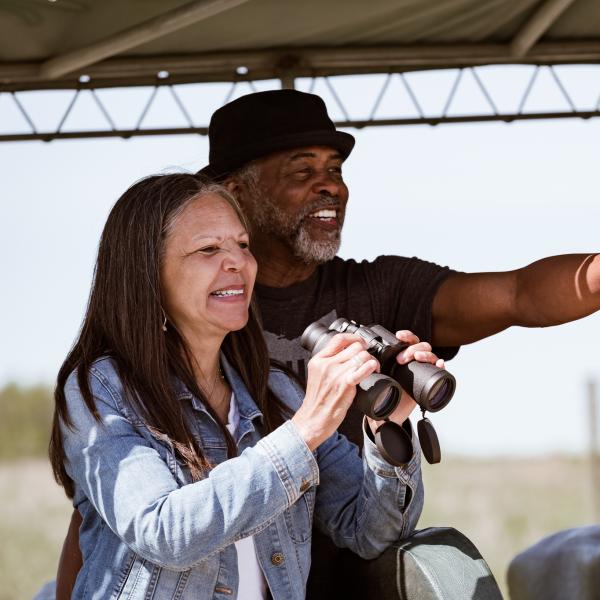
[288,151,343,162]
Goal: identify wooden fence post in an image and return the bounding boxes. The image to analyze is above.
[589,379,600,521]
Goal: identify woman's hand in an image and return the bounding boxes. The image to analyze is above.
[366,330,445,435]
[292,333,378,451]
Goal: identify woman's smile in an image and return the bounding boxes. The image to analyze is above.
[209,284,247,300]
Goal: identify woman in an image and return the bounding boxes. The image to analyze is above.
[49,173,429,599]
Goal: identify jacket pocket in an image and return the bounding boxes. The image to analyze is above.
[283,487,315,543]
[112,552,161,599]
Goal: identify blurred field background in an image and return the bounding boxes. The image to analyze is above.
[1,383,597,600]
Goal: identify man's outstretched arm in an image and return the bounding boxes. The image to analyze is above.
[432,253,600,347]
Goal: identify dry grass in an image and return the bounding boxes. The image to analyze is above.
[1,456,596,599]
[419,455,597,598]
[0,459,71,600]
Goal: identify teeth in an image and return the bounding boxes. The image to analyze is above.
[212,289,243,297]
[310,209,337,219]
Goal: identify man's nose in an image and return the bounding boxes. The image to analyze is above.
[311,171,343,197]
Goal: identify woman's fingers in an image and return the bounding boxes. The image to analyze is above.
[395,330,420,345]
[397,341,432,364]
[345,358,378,386]
[395,331,445,367]
[412,349,438,364]
[335,343,370,366]
[315,333,366,359]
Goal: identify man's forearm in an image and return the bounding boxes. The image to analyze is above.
[514,253,600,327]
[432,253,600,347]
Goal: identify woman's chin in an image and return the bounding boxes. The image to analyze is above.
[216,314,250,334]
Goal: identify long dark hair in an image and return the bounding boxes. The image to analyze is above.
[49,173,289,498]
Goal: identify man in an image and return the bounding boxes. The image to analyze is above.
[52,90,599,599]
[201,90,599,435]
[199,89,600,598]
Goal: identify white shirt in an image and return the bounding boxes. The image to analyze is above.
[226,393,268,600]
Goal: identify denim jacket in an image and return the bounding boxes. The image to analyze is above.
[61,354,423,600]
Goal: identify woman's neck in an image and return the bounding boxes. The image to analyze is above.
[186,335,231,424]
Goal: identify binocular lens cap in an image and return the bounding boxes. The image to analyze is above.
[374,422,413,466]
[418,417,441,464]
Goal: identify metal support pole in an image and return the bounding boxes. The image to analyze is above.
[280,75,296,90]
[39,0,252,79]
[510,0,578,58]
[589,379,600,521]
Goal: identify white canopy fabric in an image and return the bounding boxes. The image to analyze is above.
[1,0,600,91]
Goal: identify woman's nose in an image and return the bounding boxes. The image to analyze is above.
[222,245,246,272]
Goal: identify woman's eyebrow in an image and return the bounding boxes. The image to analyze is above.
[190,234,222,243]
[189,231,248,243]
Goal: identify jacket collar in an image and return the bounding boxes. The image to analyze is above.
[174,352,264,424]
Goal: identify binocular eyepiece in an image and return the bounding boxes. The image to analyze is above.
[301,318,457,465]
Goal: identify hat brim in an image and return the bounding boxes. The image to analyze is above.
[198,129,355,181]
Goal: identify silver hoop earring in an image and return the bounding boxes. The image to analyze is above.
[161,310,167,332]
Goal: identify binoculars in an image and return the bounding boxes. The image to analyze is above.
[301,318,456,465]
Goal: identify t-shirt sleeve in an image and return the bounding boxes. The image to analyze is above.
[364,255,460,360]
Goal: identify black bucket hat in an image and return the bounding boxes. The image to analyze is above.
[198,90,355,180]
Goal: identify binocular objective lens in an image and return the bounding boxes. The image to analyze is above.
[372,386,400,419]
[428,380,449,411]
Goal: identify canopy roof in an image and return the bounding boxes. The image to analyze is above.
[2,0,599,92]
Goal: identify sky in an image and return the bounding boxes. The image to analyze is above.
[1,66,599,456]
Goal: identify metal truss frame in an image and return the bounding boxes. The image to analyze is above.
[2,63,600,143]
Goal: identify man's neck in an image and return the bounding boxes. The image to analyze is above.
[252,242,318,288]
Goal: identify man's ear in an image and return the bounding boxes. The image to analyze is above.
[224,177,247,206]
[223,179,238,194]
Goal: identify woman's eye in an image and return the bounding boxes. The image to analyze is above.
[198,246,218,254]
[239,241,249,249]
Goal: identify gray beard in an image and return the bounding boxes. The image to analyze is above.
[293,224,340,263]
[248,191,343,264]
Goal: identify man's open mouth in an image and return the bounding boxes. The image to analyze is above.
[306,208,339,227]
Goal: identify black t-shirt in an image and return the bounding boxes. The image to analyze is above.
[255,254,458,445]
[255,255,458,600]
